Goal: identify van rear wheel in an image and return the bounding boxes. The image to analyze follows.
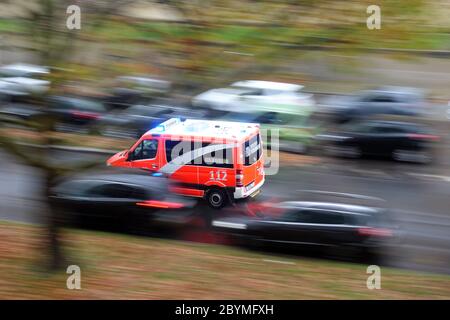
[206,188,227,209]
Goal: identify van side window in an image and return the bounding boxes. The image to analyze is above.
[243,135,261,166]
[165,140,192,163]
[133,139,158,160]
[193,143,233,168]
[165,140,233,168]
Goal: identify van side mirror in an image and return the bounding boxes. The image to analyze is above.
[264,159,271,168]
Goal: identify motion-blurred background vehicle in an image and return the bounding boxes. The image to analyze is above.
[192,80,315,112]
[104,76,172,110]
[48,95,108,133]
[320,87,428,123]
[193,80,320,153]
[213,192,397,261]
[51,168,194,232]
[0,102,43,125]
[0,93,109,131]
[97,104,208,138]
[0,63,50,97]
[220,105,320,154]
[316,120,439,163]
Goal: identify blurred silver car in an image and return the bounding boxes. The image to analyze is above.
[0,63,50,96]
[192,80,315,111]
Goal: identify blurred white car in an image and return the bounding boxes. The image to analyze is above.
[0,63,50,96]
[116,76,171,93]
[0,79,26,96]
[192,80,315,112]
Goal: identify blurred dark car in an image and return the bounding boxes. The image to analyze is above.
[0,103,43,124]
[49,95,107,131]
[50,169,194,231]
[212,199,396,259]
[321,87,428,123]
[0,95,107,129]
[98,104,208,138]
[102,76,171,110]
[98,104,171,138]
[104,87,145,111]
[316,120,438,163]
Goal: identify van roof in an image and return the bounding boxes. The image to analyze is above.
[145,118,260,142]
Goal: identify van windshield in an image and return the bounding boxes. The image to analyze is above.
[243,134,261,166]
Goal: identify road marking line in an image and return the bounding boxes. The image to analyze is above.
[407,173,450,182]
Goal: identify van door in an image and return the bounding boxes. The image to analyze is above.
[242,134,263,191]
[196,142,235,191]
[163,140,199,194]
[128,138,161,171]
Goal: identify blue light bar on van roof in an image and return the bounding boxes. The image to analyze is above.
[154,125,165,132]
[153,118,181,132]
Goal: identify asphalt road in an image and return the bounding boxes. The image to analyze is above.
[0,149,449,274]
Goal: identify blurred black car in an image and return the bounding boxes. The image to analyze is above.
[98,104,170,138]
[98,104,208,138]
[0,103,43,125]
[102,76,171,110]
[0,95,107,129]
[316,120,438,163]
[321,87,427,123]
[49,95,107,131]
[212,199,396,259]
[104,87,145,111]
[50,168,194,231]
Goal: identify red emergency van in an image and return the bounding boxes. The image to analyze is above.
[107,118,265,208]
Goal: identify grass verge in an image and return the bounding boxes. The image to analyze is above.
[0,221,449,299]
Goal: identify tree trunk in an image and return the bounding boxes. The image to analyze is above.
[45,169,65,271]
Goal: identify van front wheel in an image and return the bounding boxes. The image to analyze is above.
[206,188,227,209]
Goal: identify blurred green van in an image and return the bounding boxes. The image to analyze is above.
[219,104,321,154]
